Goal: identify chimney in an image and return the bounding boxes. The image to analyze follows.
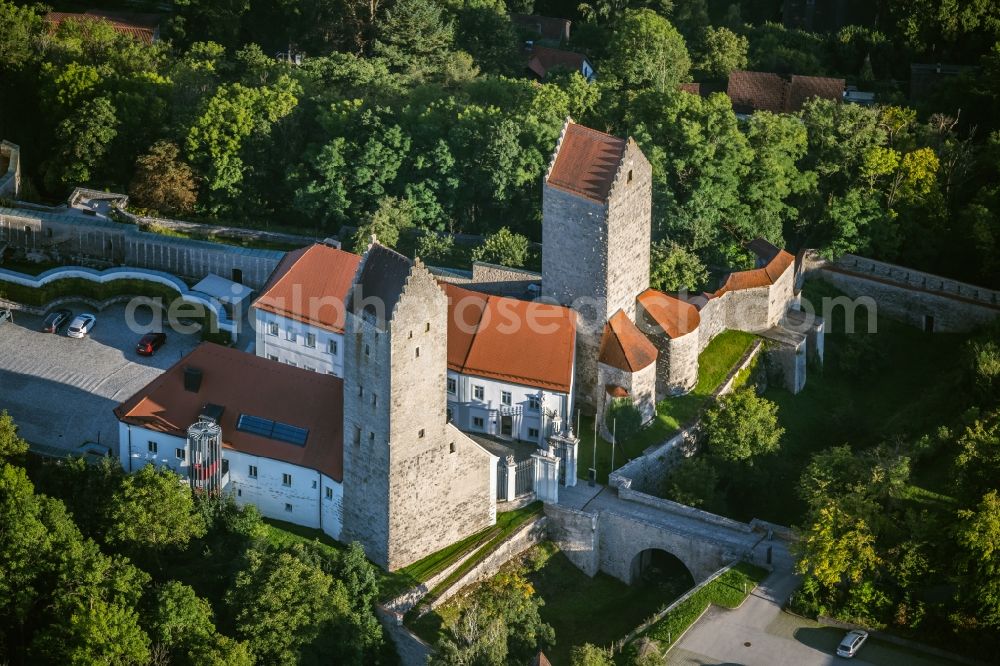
[183,366,203,393]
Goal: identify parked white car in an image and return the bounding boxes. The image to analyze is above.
[67,313,97,338]
[836,629,869,658]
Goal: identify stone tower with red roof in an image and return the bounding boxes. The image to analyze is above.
[340,241,496,570]
[542,119,653,409]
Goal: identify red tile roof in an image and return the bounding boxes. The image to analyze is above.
[253,244,362,333]
[443,283,577,392]
[547,122,627,203]
[46,10,159,44]
[727,71,844,113]
[606,384,629,398]
[637,289,701,339]
[714,249,795,296]
[527,45,589,79]
[679,82,702,95]
[599,310,657,372]
[115,344,344,481]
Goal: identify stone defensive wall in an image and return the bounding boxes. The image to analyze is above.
[806,252,1000,332]
[0,141,20,199]
[640,250,797,395]
[433,261,542,298]
[0,205,284,289]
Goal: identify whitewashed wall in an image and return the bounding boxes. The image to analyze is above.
[446,371,570,444]
[253,309,344,376]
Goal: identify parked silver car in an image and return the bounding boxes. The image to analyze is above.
[67,313,97,338]
[836,629,869,658]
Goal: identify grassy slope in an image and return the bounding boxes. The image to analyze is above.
[742,280,971,525]
[577,330,757,484]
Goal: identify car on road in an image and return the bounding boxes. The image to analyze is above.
[67,313,97,339]
[136,332,167,356]
[41,308,73,333]
[836,629,869,658]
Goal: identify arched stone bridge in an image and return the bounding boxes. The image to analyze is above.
[546,484,770,584]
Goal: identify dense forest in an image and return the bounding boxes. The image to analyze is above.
[1,0,999,288]
[0,411,394,664]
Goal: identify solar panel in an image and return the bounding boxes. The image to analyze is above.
[236,414,308,447]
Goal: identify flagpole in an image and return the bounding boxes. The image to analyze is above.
[611,417,616,473]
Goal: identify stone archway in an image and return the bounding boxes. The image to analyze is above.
[630,548,696,588]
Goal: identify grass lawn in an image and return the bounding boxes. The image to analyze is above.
[577,330,758,484]
[722,279,973,526]
[411,542,694,664]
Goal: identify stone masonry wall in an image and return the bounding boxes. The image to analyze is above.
[543,503,600,576]
[604,141,652,323]
[598,361,656,426]
[0,141,20,198]
[385,262,495,570]
[0,207,283,288]
[659,330,698,396]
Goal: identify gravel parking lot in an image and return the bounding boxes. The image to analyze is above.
[0,302,200,456]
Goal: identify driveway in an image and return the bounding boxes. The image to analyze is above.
[0,302,200,456]
[668,543,967,666]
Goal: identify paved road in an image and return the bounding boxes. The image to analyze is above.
[0,302,199,456]
[668,543,966,666]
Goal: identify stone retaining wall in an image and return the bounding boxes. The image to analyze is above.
[543,503,600,576]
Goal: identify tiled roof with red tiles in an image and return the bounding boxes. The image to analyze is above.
[46,10,160,44]
[253,244,362,333]
[527,45,589,79]
[726,70,844,113]
[714,249,795,296]
[637,289,701,339]
[679,82,702,95]
[115,343,344,481]
[599,310,657,372]
[443,283,577,392]
[547,122,627,203]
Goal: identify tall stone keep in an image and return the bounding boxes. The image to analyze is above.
[541,119,653,408]
[340,242,494,570]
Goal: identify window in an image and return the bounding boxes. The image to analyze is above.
[325,487,334,500]
[147,441,158,454]
[369,432,375,442]
[328,339,338,355]
[627,169,633,183]
[425,322,430,332]
[287,360,296,367]
[365,344,370,357]
[267,322,278,337]
[353,426,361,446]
[501,391,512,406]
[248,465,258,478]
[237,414,309,446]
[473,385,484,401]
[528,395,541,412]
[449,442,456,453]
[371,393,377,407]
[305,332,316,348]
[284,503,293,513]
[282,473,292,487]
[415,347,420,358]
[286,329,296,341]
[418,429,425,438]
[237,489,242,497]
[447,377,457,394]
[312,480,317,489]
[176,448,186,461]
[268,354,278,361]
[528,427,540,438]
[473,416,485,430]
[305,366,314,372]
[358,385,364,397]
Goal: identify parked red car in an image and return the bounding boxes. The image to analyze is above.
[136,332,167,356]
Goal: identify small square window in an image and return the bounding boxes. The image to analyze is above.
[528,427,540,438]
[473,385,484,401]
[528,395,541,411]
[328,340,338,355]
[282,473,292,487]
[418,429,425,438]
[447,377,457,394]
[267,322,278,337]
[284,503,293,513]
[408,330,413,339]
[449,442,456,453]
[305,333,316,348]
[248,465,258,478]
[425,322,430,332]
[147,441,158,454]
[325,487,334,500]
[175,448,186,461]
[473,416,485,430]
[501,391,512,406]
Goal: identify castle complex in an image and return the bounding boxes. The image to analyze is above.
[111,119,821,569]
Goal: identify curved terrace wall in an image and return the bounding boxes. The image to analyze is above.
[0,265,236,339]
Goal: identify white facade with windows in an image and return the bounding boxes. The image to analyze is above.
[446,371,572,445]
[254,310,344,375]
[117,421,344,540]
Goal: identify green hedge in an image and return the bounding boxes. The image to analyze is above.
[627,562,768,657]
